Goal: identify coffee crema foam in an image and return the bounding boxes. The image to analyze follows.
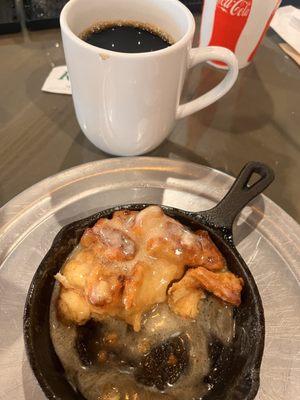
[79,20,174,52]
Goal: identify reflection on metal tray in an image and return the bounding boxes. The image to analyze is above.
[0,157,299,400]
[0,0,21,34]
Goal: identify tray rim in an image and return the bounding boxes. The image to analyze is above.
[1,157,299,227]
[0,157,299,281]
[0,156,299,400]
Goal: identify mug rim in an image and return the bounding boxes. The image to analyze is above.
[60,0,195,58]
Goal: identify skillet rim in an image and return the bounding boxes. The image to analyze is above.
[23,203,265,400]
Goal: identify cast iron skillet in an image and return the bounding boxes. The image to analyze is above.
[24,161,274,400]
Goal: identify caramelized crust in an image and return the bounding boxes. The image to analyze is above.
[55,206,243,331]
[168,267,244,312]
[168,274,206,319]
[189,267,244,306]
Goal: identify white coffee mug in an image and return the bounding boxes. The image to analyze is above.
[60,0,238,156]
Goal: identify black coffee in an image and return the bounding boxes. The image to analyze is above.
[81,22,172,53]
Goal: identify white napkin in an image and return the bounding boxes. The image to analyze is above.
[42,65,72,95]
[271,6,300,53]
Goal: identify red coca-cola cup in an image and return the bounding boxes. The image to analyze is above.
[200,0,282,69]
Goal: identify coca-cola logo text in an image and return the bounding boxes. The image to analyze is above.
[218,0,252,17]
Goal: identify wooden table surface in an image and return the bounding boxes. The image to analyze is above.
[0,17,299,222]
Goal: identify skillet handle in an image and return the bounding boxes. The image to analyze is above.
[198,162,274,231]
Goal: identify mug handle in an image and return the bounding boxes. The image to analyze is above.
[176,46,239,119]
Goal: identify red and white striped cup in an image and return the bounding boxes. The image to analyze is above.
[200,0,282,69]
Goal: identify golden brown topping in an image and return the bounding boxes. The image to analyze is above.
[57,288,90,325]
[195,230,226,271]
[55,206,242,331]
[175,267,244,306]
[111,210,137,230]
[86,266,124,307]
[168,274,206,319]
[138,207,225,270]
[122,262,144,310]
[81,224,136,261]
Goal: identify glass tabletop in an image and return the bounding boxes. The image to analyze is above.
[0,13,299,222]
